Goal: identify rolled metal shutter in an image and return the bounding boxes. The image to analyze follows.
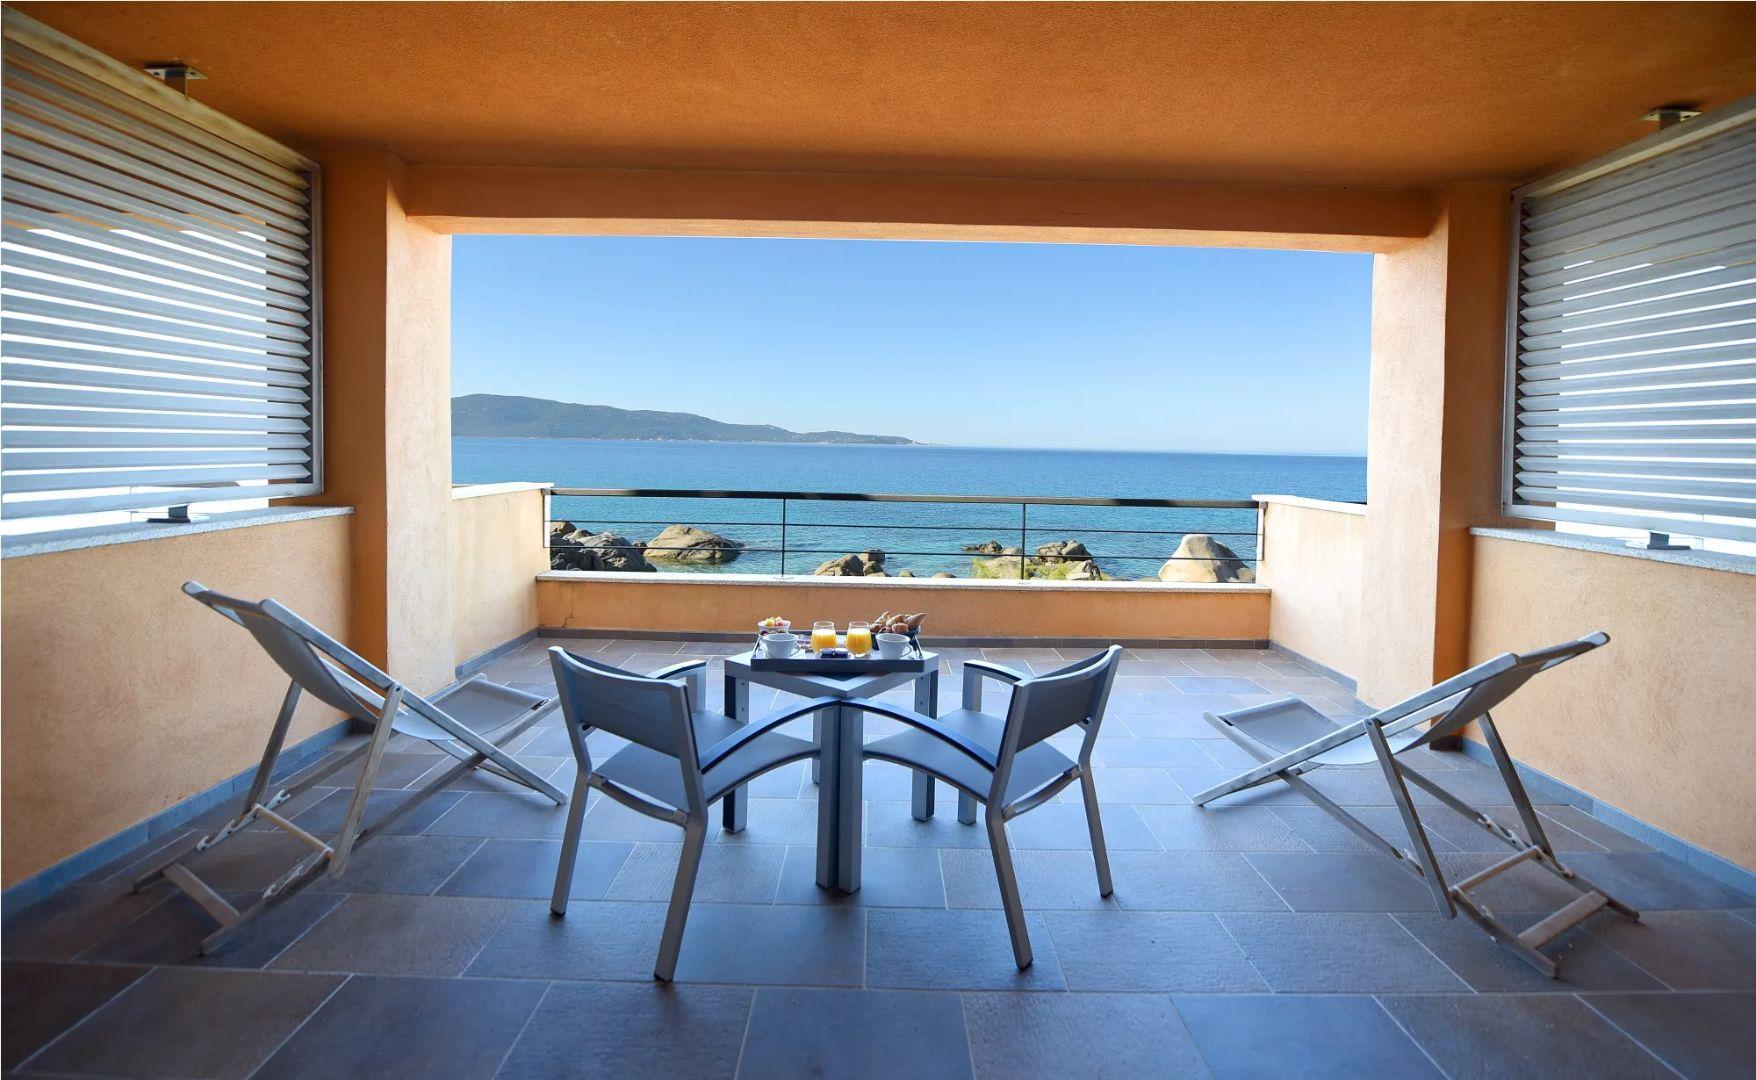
[1507,98,1756,544]
[0,11,320,521]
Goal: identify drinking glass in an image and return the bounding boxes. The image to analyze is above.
[846,620,873,657]
[811,621,838,653]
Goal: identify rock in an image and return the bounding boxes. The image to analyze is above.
[812,554,867,577]
[931,572,956,579]
[896,569,916,578]
[1235,566,1256,583]
[1002,546,1024,557]
[962,540,1005,555]
[554,532,654,573]
[1158,534,1250,583]
[976,554,1031,579]
[1064,559,1105,581]
[1033,539,1092,564]
[644,524,744,564]
[862,549,886,569]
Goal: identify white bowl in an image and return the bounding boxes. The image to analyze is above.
[758,619,791,635]
[762,632,800,659]
[875,632,910,659]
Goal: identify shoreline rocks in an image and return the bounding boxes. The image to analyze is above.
[549,522,654,572]
[814,549,887,577]
[1158,534,1254,583]
[644,524,745,564]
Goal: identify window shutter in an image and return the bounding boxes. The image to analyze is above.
[1507,98,1756,544]
[1,12,321,521]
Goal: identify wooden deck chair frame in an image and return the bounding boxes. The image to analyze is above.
[134,581,568,954]
[1191,631,1638,977]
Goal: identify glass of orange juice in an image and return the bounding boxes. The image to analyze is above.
[811,621,838,653]
[846,621,873,657]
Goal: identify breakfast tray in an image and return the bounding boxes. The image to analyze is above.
[747,652,932,675]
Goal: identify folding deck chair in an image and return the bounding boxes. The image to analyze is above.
[134,582,569,954]
[1192,632,1638,977]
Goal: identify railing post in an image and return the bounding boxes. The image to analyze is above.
[779,497,788,576]
[1019,502,1029,579]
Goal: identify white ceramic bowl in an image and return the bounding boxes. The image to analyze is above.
[875,632,910,659]
[763,632,800,659]
[757,619,791,636]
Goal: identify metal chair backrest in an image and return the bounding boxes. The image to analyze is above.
[184,581,384,723]
[548,647,697,766]
[1002,646,1124,759]
[1395,632,1609,751]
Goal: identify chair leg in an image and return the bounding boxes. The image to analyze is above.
[958,791,978,825]
[1078,769,1114,898]
[722,784,749,832]
[911,771,936,821]
[985,811,1033,969]
[550,769,593,916]
[655,819,707,982]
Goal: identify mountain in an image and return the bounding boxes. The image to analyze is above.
[451,394,917,445]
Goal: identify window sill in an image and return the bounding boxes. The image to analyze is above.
[2,505,355,560]
[1470,527,1756,578]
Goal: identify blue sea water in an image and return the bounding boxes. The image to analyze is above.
[454,438,1366,579]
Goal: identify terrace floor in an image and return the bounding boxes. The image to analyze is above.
[5,636,1755,1078]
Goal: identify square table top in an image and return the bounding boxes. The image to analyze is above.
[724,648,940,699]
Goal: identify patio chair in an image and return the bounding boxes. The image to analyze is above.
[133,582,569,954]
[547,647,841,981]
[1191,631,1639,977]
[854,646,1125,969]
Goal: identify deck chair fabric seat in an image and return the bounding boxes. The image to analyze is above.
[1207,696,1429,768]
[1193,631,1637,978]
[134,581,568,955]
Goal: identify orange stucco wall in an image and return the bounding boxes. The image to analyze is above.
[451,486,549,668]
[536,574,1269,643]
[1470,538,1756,871]
[0,515,353,887]
[1358,183,1511,706]
[316,151,455,694]
[1258,498,1367,680]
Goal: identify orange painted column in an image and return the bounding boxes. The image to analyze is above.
[1357,182,1511,705]
[313,151,456,692]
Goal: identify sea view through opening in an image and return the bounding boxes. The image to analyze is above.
[456,437,1365,579]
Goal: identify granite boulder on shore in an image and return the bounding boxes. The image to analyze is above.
[549,522,654,572]
[1158,534,1255,583]
[644,524,744,564]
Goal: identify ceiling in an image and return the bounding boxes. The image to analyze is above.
[17,1,1756,187]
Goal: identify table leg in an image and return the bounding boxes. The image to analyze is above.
[835,703,864,892]
[722,672,749,833]
[911,671,939,821]
[814,702,842,889]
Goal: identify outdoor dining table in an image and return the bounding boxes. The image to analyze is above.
[723,648,940,893]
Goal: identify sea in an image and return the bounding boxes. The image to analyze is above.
[454,438,1366,580]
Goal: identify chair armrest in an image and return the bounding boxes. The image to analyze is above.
[963,659,1026,686]
[850,701,1000,771]
[698,695,842,772]
[649,659,709,681]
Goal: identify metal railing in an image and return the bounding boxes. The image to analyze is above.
[545,488,1263,582]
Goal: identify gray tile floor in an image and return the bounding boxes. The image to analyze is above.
[5,636,1755,1078]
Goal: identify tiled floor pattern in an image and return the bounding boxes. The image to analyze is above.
[5,637,1754,1078]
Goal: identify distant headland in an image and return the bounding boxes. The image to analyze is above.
[452,394,917,445]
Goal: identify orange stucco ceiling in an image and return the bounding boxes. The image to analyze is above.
[16,1,1756,187]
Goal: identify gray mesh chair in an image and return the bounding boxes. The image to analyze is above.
[854,646,1124,968]
[136,582,567,953]
[548,647,840,981]
[1191,632,1638,977]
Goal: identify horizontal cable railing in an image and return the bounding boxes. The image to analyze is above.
[546,487,1264,582]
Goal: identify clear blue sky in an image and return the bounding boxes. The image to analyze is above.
[452,236,1372,454]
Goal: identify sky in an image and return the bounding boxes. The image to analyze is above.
[451,236,1372,454]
